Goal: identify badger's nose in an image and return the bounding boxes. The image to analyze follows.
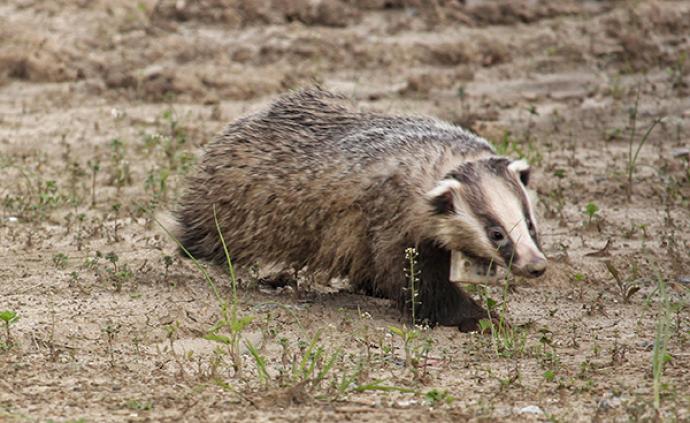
[524,258,547,278]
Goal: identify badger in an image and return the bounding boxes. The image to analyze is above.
[173,88,547,332]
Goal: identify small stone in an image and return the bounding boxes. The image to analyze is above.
[396,398,418,407]
[518,405,544,415]
[678,275,690,286]
[598,396,622,411]
[637,340,654,350]
[672,147,689,159]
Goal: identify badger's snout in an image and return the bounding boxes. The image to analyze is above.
[513,255,547,278]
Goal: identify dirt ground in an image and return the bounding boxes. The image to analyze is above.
[1,0,689,421]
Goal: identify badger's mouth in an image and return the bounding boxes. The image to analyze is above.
[449,250,504,285]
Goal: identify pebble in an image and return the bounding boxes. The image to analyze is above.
[672,147,689,159]
[598,396,622,411]
[518,405,544,415]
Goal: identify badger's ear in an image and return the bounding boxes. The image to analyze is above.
[427,179,461,214]
[508,159,531,186]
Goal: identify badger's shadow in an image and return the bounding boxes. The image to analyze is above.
[248,242,493,334]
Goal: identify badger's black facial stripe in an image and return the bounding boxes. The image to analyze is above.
[495,162,540,247]
[484,157,512,175]
[445,161,478,183]
[477,212,517,266]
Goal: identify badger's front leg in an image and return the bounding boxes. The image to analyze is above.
[414,241,495,332]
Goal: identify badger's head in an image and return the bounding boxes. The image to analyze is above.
[426,157,546,282]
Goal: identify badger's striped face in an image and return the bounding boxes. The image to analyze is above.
[427,157,546,281]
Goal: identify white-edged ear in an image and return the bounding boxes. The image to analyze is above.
[426,179,461,214]
[508,159,531,186]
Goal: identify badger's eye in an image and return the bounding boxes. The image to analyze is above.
[488,228,505,243]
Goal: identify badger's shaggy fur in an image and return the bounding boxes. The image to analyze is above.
[175,88,545,331]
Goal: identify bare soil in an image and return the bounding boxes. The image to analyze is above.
[1,1,689,422]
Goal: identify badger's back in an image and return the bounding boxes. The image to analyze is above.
[175,88,493,293]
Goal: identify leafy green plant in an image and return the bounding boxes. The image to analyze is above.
[145,167,171,206]
[584,202,599,226]
[244,339,269,384]
[2,167,67,221]
[0,311,19,346]
[478,281,527,358]
[388,325,420,369]
[126,399,153,411]
[103,252,133,292]
[424,388,454,405]
[493,130,543,166]
[139,108,196,212]
[108,138,132,193]
[52,253,69,270]
[604,261,641,304]
[572,272,587,300]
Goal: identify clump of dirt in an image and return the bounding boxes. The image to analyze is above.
[152,0,361,28]
[0,25,86,83]
[462,0,588,25]
[601,3,690,72]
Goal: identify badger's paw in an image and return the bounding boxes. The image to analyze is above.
[457,314,511,334]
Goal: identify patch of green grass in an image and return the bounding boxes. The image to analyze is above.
[82,251,134,292]
[52,253,69,270]
[478,282,527,359]
[140,108,197,212]
[2,166,68,221]
[652,271,673,410]
[126,399,153,411]
[493,130,543,166]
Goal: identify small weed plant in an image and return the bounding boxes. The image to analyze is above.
[478,282,527,358]
[625,91,662,201]
[0,310,19,348]
[584,202,599,226]
[388,247,433,379]
[652,271,673,410]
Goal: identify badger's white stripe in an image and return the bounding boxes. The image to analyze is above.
[426,179,462,200]
[483,175,544,266]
